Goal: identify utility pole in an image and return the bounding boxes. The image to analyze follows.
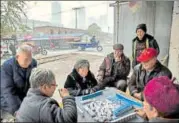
[33,20,35,34]
[72,6,84,29]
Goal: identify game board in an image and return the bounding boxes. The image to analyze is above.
[76,87,145,122]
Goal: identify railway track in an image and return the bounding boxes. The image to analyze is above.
[36,53,78,65]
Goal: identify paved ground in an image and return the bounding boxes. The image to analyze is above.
[39,52,104,102]
[1,43,113,65]
[0,44,115,102]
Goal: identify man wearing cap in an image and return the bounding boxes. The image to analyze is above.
[135,76,179,122]
[128,48,172,100]
[97,44,130,92]
[132,23,160,68]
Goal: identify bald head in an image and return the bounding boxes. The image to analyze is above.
[16,44,33,68]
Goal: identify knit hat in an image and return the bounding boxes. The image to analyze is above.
[144,76,179,116]
[113,44,124,50]
[136,23,147,33]
[137,48,157,62]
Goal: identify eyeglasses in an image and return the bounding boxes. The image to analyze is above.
[51,84,58,87]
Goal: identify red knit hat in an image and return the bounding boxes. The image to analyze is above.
[137,48,157,62]
[144,76,179,116]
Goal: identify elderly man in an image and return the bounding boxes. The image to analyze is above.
[1,44,37,121]
[64,59,102,96]
[16,68,77,123]
[129,48,172,101]
[97,44,130,92]
[135,76,179,122]
[132,24,160,68]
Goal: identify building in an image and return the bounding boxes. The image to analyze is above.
[51,1,62,27]
[21,19,53,30]
[168,1,179,80]
[99,14,108,32]
[33,26,87,36]
[77,7,86,29]
[111,1,179,79]
[15,19,54,38]
[111,1,174,60]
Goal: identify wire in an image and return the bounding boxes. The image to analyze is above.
[27,2,108,18]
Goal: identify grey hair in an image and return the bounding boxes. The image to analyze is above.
[16,44,33,55]
[30,68,55,88]
[74,59,90,70]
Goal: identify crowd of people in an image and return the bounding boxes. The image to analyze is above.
[1,24,179,122]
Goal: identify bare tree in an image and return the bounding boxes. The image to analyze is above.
[1,1,28,36]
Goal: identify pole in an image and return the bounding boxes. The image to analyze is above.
[72,6,84,29]
[75,9,77,29]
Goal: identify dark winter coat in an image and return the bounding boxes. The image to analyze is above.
[15,88,77,123]
[132,34,160,68]
[1,57,37,115]
[129,61,172,96]
[97,53,130,84]
[64,69,99,96]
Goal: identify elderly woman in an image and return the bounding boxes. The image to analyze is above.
[64,59,102,96]
[16,68,77,123]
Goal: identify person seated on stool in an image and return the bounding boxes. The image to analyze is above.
[128,48,172,101]
[64,59,103,96]
[96,44,131,92]
[16,68,77,123]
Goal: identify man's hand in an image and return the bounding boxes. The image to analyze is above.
[134,92,142,100]
[134,108,147,119]
[59,88,69,98]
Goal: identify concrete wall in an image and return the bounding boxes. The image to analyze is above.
[113,1,174,60]
[154,1,173,60]
[168,1,179,80]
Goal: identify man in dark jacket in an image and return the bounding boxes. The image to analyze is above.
[1,44,37,122]
[64,59,101,96]
[97,44,131,92]
[135,76,179,122]
[16,68,77,123]
[129,48,172,101]
[132,23,160,68]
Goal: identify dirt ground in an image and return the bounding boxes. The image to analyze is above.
[39,53,104,102]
